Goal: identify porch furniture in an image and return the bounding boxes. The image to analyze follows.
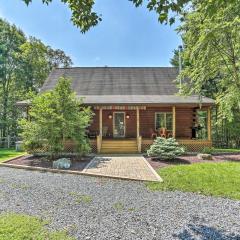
[149,128,157,139]
[102,126,108,137]
[167,130,173,138]
[158,128,167,138]
[88,131,98,138]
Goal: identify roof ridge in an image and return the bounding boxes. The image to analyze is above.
[55,66,177,70]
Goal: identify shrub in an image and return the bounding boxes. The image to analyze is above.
[19,77,93,158]
[201,147,214,154]
[147,137,185,160]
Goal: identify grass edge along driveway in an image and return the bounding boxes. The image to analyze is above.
[0,149,26,163]
[147,162,240,201]
[0,213,74,240]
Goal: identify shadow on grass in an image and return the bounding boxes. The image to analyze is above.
[174,224,240,240]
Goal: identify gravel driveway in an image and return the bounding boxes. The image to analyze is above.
[0,167,240,240]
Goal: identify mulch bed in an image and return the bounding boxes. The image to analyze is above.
[5,155,93,171]
[147,154,240,170]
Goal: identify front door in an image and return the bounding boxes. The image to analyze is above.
[113,112,125,138]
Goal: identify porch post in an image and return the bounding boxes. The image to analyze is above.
[172,106,176,138]
[99,107,103,138]
[136,106,141,153]
[136,106,140,138]
[97,107,103,153]
[207,107,211,141]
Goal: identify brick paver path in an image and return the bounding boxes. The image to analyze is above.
[82,155,162,182]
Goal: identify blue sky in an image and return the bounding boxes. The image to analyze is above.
[0,0,181,67]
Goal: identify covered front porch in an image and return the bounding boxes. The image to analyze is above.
[88,105,212,153]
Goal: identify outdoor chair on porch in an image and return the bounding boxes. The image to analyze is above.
[158,128,167,138]
[167,130,173,138]
[149,128,157,139]
[102,126,108,137]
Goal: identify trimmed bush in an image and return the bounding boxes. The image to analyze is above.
[147,137,185,160]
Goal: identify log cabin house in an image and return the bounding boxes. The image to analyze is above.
[18,67,215,153]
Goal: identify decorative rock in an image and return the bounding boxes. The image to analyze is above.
[197,153,213,160]
[52,158,71,169]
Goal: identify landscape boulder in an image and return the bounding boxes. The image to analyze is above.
[197,153,213,160]
[53,158,72,169]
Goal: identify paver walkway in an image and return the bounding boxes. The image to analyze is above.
[82,155,162,182]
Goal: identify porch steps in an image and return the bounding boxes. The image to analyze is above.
[101,139,138,153]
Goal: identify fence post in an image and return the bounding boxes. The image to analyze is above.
[7,135,10,148]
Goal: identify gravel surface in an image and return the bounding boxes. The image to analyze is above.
[0,167,240,240]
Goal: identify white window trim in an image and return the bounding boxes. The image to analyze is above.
[113,111,126,138]
[155,112,172,131]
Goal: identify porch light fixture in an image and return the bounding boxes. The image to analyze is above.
[126,114,130,119]
[108,114,112,119]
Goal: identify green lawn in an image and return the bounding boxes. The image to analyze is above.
[0,149,26,163]
[147,162,240,200]
[213,148,240,153]
[0,213,74,240]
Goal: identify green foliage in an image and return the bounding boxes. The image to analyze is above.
[0,149,26,162]
[213,112,240,148]
[113,202,124,211]
[19,77,93,158]
[22,0,235,32]
[202,147,240,154]
[215,148,240,153]
[0,19,26,137]
[0,18,72,138]
[147,162,240,200]
[201,147,214,154]
[147,137,185,160]
[22,0,101,33]
[17,37,50,90]
[179,1,240,121]
[69,192,93,204]
[0,213,74,240]
[170,49,180,67]
[47,48,73,69]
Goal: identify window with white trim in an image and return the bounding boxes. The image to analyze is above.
[155,112,173,131]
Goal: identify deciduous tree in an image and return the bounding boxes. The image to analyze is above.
[0,19,73,138]
[20,77,93,158]
[179,1,240,120]
[22,0,236,33]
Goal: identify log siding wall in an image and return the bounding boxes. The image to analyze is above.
[88,106,196,139]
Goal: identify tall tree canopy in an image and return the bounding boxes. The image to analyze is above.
[22,0,234,33]
[168,0,240,147]
[179,1,240,120]
[0,19,72,138]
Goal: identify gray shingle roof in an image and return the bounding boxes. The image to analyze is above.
[40,67,214,105]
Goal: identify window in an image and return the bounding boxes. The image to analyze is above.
[155,112,173,130]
